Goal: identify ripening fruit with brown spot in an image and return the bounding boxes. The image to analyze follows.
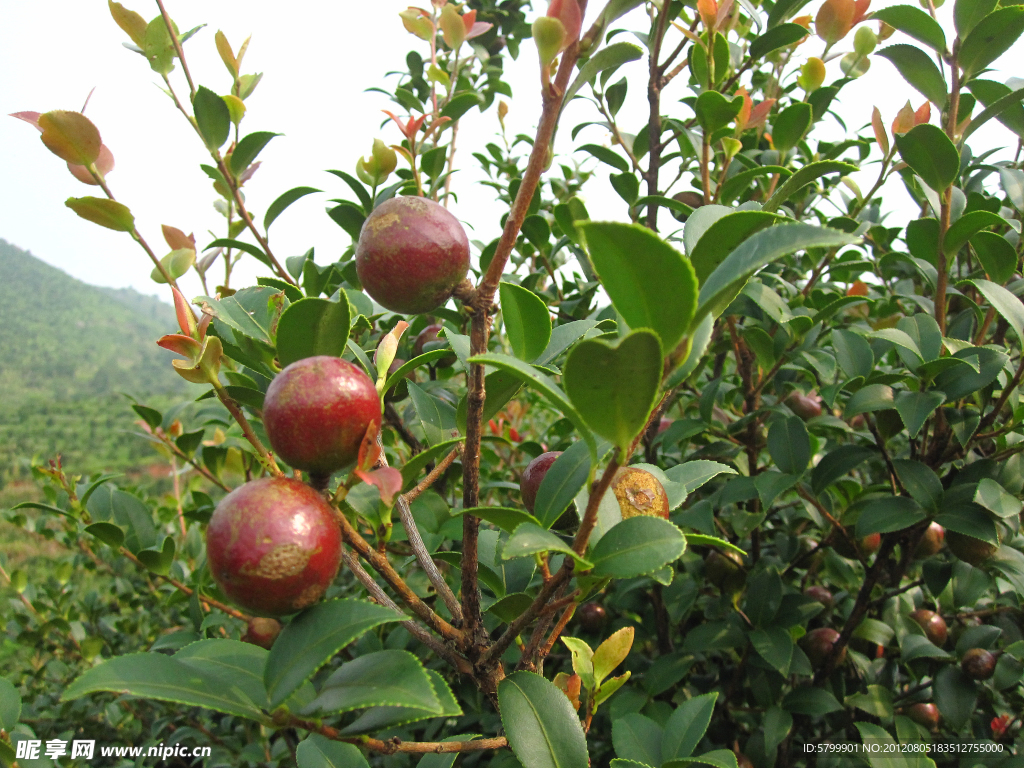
[610,467,670,520]
[520,451,562,513]
[263,356,381,483]
[242,617,282,649]
[785,390,823,420]
[356,196,470,314]
[907,703,941,730]
[914,522,945,559]
[947,531,998,566]
[805,585,834,608]
[206,477,342,616]
[802,627,846,668]
[909,609,948,646]
[576,603,607,632]
[961,648,997,680]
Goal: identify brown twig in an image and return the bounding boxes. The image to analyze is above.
[213,384,282,476]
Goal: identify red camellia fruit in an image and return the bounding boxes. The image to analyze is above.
[802,627,846,668]
[805,585,834,608]
[413,323,455,367]
[576,603,606,632]
[907,703,941,730]
[356,196,470,314]
[961,648,997,680]
[520,451,563,513]
[263,356,381,482]
[610,467,670,519]
[242,617,282,649]
[206,477,342,616]
[909,608,948,646]
[834,529,881,558]
[785,390,823,420]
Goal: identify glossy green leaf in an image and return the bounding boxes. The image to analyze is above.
[872,5,946,52]
[534,438,610,528]
[955,0,998,38]
[565,42,644,104]
[151,247,195,284]
[762,161,857,212]
[933,347,1007,401]
[694,91,744,135]
[408,381,459,446]
[193,85,231,150]
[581,222,697,351]
[265,599,402,708]
[206,237,272,269]
[832,329,874,378]
[895,123,960,192]
[503,523,593,568]
[276,297,351,366]
[959,6,1024,80]
[749,24,810,59]
[719,166,791,204]
[664,461,736,494]
[772,103,813,152]
[302,650,440,716]
[974,478,1022,518]
[767,416,811,475]
[230,131,280,175]
[468,352,594,455]
[65,197,135,232]
[400,437,464,491]
[894,390,944,438]
[695,224,857,324]
[662,692,718,761]
[845,384,895,417]
[265,186,321,230]
[856,496,925,537]
[614,714,663,766]
[563,330,663,453]
[750,627,795,675]
[664,750,739,768]
[933,667,978,730]
[195,288,276,344]
[581,143,631,173]
[972,231,1018,284]
[944,210,1006,255]
[455,507,541,533]
[500,282,551,362]
[589,517,687,578]
[963,83,1024,144]
[689,211,783,284]
[440,92,482,121]
[498,671,589,768]
[296,735,370,768]
[877,45,948,106]
[63,652,269,721]
[963,278,1024,343]
[0,677,20,731]
[782,686,844,714]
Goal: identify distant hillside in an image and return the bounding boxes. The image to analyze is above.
[0,239,193,484]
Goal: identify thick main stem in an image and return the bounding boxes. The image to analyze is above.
[460,7,588,644]
[645,5,671,229]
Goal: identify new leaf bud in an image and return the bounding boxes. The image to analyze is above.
[853,26,877,56]
[439,3,466,50]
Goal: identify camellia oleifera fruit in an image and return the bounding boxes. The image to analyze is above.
[355,196,470,314]
[263,356,381,483]
[802,627,847,668]
[610,467,670,519]
[520,451,562,513]
[909,608,948,646]
[206,477,343,616]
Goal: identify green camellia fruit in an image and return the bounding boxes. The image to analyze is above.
[206,477,342,616]
[705,550,746,594]
[610,467,670,519]
[961,648,997,680]
[909,608,948,646]
[356,196,470,314]
[263,356,381,485]
[520,451,563,513]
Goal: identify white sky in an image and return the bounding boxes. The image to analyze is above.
[1,1,1021,305]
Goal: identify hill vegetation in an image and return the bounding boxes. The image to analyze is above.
[0,239,190,486]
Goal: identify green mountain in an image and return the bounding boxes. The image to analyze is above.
[0,239,191,485]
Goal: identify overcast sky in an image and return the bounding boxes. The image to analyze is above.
[1,1,1021,305]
